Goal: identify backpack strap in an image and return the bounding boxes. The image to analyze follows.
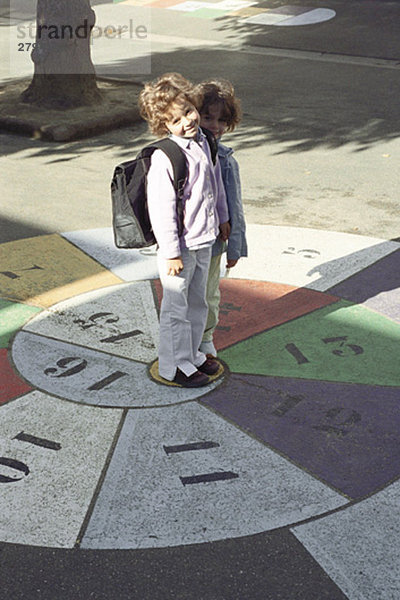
[151,138,188,199]
[200,127,218,165]
[143,138,187,237]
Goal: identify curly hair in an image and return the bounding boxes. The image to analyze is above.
[196,79,242,132]
[138,72,200,137]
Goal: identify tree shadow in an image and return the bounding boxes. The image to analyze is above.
[0,214,52,243]
[1,38,399,158]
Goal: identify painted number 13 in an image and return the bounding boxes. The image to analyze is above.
[285,336,364,365]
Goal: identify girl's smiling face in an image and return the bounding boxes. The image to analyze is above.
[165,98,200,138]
[200,102,228,139]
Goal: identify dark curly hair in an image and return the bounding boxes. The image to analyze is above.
[195,79,242,132]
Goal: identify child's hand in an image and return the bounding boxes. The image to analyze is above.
[167,257,183,276]
[219,221,230,241]
[226,258,239,268]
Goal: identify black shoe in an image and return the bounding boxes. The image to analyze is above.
[173,368,210,388]
[198,358,220,376]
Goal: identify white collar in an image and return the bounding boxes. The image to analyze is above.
[169,128,206,149]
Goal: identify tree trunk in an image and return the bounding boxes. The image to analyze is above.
[21,0,102,109]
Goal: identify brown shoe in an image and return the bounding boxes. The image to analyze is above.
[198,358,220,376]
[173,368,210,388]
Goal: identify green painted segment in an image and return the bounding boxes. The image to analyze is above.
[0,299,41,349]
[220,300,400,387]
[185,8,228,18]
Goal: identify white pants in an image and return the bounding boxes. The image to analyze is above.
[157,246,212,381]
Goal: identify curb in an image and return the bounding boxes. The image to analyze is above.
[0,78,144,142]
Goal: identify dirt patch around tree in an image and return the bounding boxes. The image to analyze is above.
[0,78,142,141]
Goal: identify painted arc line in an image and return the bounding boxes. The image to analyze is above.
[20,281,160,364]
[80,402,345,550]
[11,330,223,408]
[201,373,400,499]
[0,391,122,548]
[292,479,400,600]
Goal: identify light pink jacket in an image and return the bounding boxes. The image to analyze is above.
[147,129,229,259]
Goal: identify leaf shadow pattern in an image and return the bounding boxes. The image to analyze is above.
[1,37,400,157]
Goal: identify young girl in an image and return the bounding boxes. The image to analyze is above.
[138,73,230,388]
[197,79,248,358]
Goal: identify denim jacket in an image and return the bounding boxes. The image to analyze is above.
[212,142,248,260]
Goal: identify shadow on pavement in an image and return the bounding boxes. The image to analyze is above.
[0,215,53,244]
[1,37,400,155]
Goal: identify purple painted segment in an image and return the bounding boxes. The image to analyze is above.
[329,249,400,322]
[201,374,400,499]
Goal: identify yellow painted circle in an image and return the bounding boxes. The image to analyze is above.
[149,359,225,387]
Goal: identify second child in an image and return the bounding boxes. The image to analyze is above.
[197,79,248,358]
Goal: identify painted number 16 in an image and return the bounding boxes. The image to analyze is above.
[44,357,127,390]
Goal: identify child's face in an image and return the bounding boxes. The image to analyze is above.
[165,99,200,138]
[200,102,228,139]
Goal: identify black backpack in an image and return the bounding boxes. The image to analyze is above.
[111,130,217,249]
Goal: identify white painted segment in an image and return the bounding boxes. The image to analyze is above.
[243,7,335,26]
[81,402,345,549]
[0,391,122,548]
[292,480,400,600]
[62,228,159,282]
[276,8,336,27]
[22,281,159,363]
[11,331,223,407]
[231,225,399,291]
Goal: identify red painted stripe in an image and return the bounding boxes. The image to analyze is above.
[215,279,339,350]
[0,348,32,405]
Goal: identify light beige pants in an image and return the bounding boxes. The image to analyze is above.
[199,253,222,357]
